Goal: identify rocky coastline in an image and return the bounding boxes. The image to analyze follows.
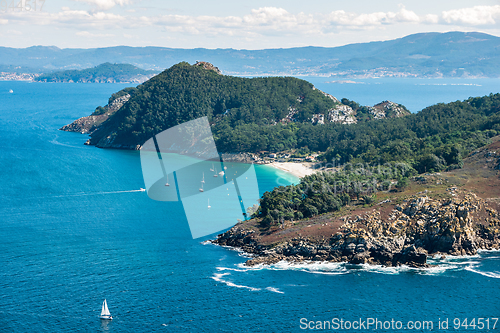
[213,191,500,268]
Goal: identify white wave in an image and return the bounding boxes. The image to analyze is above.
[266,260,351,275]
[211,272,260,291]
[353,263,412,275]
[266,287,284,294]
[431,253,480,261]
[418,264,459,275]
[465,267,500,279]
[219,250,499,276]
[242,259,459,276]
[237,252,256,258]
[477,248,500,254]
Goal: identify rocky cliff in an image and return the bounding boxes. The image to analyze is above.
[214,191,500,267]
[311,100,410,125]
[60,94,131,135]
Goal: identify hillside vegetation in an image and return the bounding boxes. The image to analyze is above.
[88,61,340,147]
[69,62,500,176]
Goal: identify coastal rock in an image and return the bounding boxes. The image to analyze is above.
[60,94,131,135]
[212,191,500,268]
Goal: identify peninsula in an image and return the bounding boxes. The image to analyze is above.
[214,138,500,267]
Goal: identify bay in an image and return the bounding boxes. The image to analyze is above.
[298,76,500,112]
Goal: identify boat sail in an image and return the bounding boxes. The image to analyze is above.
[99,299,113,320]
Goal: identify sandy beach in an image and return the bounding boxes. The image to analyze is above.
[268,162,317,178]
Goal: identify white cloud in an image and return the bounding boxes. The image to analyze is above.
[324,6,420,27]
[442,5,500,25]
[76,31,114,37]
[423,14,439,24]
[3,5,500,48]
[73,0,131,10]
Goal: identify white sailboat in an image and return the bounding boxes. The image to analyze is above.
[99,299,113,320]
[210,163,214,172]
[165,173,170,186]
[199,182,204,192]
[201,172,205,183]
[207,198,211,209]
[213,167,218,177]
[9,89,13,93]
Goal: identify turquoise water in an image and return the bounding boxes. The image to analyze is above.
[0,81,499,332]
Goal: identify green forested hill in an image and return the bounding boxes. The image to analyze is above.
[80,61,500,176]
[88,61,338,148]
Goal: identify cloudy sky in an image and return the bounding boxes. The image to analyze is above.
[1,0,500,49]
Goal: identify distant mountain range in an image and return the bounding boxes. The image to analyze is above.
[1,31,500,78]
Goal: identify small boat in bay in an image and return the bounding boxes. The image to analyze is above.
[99,299,113,320]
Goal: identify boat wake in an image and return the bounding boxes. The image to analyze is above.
[211,272,260,291]
[212,268,285,294]
[42,189,146,199]
[17,189,148,202]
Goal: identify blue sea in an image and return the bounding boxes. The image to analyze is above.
[0,80,499,332]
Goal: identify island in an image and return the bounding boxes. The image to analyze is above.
[35,62,157,83]
[61,61,409,151]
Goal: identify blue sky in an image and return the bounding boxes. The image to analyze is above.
[1,0,500,49]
